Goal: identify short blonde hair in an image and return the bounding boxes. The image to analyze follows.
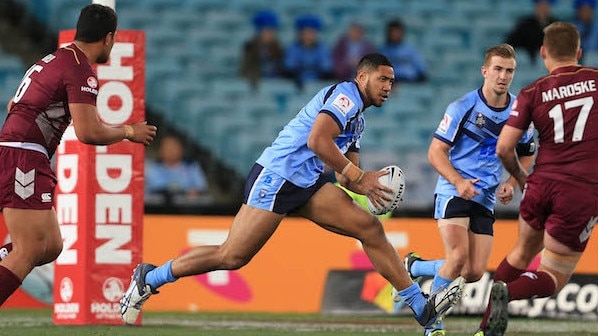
[543,22,580,61]
[483,43,516,66]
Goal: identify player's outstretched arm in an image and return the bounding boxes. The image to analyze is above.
[69,103,157,146]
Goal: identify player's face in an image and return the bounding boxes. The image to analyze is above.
[97,32,116,64]
[365,65,394,107]
[482,56,516,95]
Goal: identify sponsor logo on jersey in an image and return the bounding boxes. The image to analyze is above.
[87,76,98,89]
[331,94,355,116]
[80,86,98,95]
[41,192,52,202]
[437,114,452,134]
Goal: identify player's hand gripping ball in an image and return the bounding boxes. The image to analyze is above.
[366,165,406,215]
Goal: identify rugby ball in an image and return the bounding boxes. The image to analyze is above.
[366,165,406,215]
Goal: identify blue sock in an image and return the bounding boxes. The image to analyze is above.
[411,259,446,278]
[432,274,452,292]
[397,282,427,319]
[145,259,177,290]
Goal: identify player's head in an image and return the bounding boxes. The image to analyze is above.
[355,53,394,108]
[74,4,117,64]
[481,43,516,96]
[542,22,581,64]
[385,19,405,44]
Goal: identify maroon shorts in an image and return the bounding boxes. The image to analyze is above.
[0,146,56,210]
[520,173,598,252]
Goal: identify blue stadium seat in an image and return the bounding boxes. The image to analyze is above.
[16,0,565,180]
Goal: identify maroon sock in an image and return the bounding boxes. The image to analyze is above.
[480,258,526,329]
[0,243,13,260]
[0,265,22,306]
[508,271,556,300]
[493,258,526,282]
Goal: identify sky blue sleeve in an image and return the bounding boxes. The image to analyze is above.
[321,88,360,131]
[433,97,470,146]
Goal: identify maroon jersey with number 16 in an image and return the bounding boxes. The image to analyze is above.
[0,43,98,159]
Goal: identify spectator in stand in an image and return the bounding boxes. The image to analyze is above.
[239,10,285,89]
[505,0,558,64]
[284,14,333,89]
[572,0,598,53]
[379,19,428,83]
[332,22,376,81]
[145,135,209,198]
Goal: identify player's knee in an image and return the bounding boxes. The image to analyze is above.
[445,249,468,271]
[354,216,385,241]
[220,250,252,270]
[35,239,63,266]
[46,239,63,262]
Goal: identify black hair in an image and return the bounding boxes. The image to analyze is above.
[74,4,117,43]
[356,53,393,72]
[386,19,405,44]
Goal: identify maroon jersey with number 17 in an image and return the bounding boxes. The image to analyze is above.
[508,65,598,185]
[0,43,98,158]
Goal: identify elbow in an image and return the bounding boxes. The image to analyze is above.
[75,132,93,144]
[306,133,319,153]
[427,147,436,166]
[74,130,102,145]
[495,145,510,161]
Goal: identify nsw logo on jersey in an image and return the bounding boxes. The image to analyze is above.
[331,94,355,116]
[475,113,486,128]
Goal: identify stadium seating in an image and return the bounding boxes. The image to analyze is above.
[0,48,24,123]
[13,0,579,208]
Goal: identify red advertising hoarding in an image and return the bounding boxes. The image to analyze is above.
[52,30,145,325]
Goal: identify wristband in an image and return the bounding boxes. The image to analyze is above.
[341,162,364,184]
[123,125,134,140]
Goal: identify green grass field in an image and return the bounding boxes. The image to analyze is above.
[0,309,596,336]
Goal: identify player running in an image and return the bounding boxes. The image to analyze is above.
[121,53,465,327]
[0,4,156,306]
[477,22,598,336]
[403,44,535,336]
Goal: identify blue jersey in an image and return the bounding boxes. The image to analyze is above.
[433,88,534,210]
[256,81,365,188]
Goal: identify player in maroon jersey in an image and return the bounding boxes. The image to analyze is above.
[475,22,598,336]
[0,4,156,306]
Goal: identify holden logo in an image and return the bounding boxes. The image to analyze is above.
[60,277,74,302]
[102,277,124,302]
[87,76,98,89]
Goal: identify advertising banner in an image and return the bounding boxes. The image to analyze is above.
[4,214,598,320]
[141,216,598,317]
[52,30,145,325]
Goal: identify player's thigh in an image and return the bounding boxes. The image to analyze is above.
[522,175,598,253]
[438,219,470,257]
[3,208,61,251]
[222,204,284,258]
[298,183,379,239]
[435,195,482,254]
